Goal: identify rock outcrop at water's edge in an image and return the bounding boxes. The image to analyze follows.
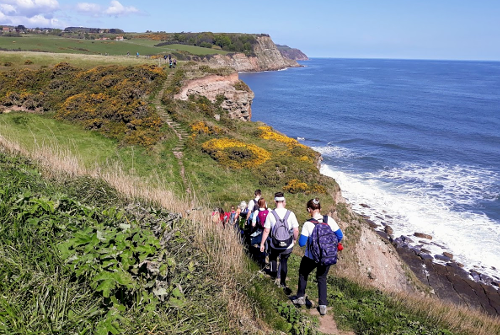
[174,72,255,121]
[203,36,300,72]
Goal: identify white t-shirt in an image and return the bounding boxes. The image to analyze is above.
[264,208,299,250]
[301,215,340,259]
[247,197,260,218]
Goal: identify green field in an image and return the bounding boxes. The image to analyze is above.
[0,34,228,56]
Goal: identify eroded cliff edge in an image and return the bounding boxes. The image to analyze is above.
[203,36,299,72]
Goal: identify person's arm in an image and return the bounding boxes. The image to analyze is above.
[293,227,299,241]
[298,234,308,247]
[297,222,310,247]
[246,200,254,221]
[259,228,270,252]
[334,229,343,242]
[252,211,257,227]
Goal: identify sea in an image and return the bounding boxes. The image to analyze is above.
[240,58,500,280]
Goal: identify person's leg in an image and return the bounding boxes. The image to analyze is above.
[316,265,331,306]
[279,249,292,287]
[268,248,279,278]
[296,257,317,298]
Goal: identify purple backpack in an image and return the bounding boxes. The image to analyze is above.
[308,216,338,266]
[270,210,293,250]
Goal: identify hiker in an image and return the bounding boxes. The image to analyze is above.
[245,189,262,245]
[127,51,130,57]
[163,54,167,63]
[259,192,299,292]
[292,198,344,316]
[173,59,177,68]
[250,198,269,268]
[211,207,226,227]
[169,60,173,68]
[246,189,262,225]
[136,51,139,58]
[235,201,248,233]
[228,205,237,227]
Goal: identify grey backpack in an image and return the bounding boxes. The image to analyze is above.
[270,210,293,250]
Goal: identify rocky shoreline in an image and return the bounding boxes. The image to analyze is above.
[369,220,500,316]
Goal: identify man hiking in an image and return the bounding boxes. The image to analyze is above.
[260,192,299,293]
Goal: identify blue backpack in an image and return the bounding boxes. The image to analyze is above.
[308,216,338,266]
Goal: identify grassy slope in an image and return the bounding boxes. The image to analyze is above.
[0,34,228,56]
[1,50,499,334]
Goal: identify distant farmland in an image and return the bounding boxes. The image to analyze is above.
[0,34,229,56]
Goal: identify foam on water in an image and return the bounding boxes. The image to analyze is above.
[314,145,355,159]
[320,162,500,280]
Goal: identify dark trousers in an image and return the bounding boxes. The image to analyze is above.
[269,247,292,286]
[297,256,330,306]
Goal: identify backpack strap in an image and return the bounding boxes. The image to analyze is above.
[271,210,291,228]
[323,215,328,224]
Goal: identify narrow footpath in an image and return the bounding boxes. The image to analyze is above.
[152,70,190,193]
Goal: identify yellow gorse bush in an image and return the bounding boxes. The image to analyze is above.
[283,179,328,195]
[202,138,271,169]
[258,126,309,149]
[190,121,224,136]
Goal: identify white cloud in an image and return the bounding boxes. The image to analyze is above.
[0,4,17,15]
[75,1,139,17]
[1,0,59,18]
[104,0,138,16]
[75,2,101,16]
[0,0,62,27]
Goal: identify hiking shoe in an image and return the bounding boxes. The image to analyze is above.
[280,285,292,295]
[292,296,306,306]
[319,305,327,315]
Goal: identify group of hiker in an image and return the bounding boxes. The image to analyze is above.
[211,189,344,316]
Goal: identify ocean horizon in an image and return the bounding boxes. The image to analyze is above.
[240,58,500,280]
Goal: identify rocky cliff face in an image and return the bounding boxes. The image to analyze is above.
[204,36,300,72]
[276,44,309,61]
[174,72,254,121]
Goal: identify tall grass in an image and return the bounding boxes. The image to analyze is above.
[0,134,267,333]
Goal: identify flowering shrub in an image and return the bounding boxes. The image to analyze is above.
[201,138,271,169]
[190,121,224,136]
[283,179,328,195]
[0,63,166,147]
[283,179,309,194]
[258,126,299,147]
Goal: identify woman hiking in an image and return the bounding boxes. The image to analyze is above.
[292,198,343,315]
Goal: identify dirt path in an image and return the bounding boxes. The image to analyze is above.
[152,71,190,193]
[307,307,354,335]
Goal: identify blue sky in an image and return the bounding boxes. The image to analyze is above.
[1,0,499,60]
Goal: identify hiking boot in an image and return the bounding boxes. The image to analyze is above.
[292,296,306,306]
[319,305,327,315]
[281,286,292,295]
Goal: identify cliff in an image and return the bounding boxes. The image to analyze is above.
[174,72,254,121]
[276,44,309,61]
[203,36,300,72]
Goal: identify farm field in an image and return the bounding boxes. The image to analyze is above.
[0,34,228,56]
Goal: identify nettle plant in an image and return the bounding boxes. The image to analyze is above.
[57,206,184,312]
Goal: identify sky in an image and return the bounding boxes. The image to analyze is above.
[1,0,499,61]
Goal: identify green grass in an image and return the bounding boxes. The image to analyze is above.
[0,50,163,69]
[0,112,182,193]
[0,152,236,334]
[0,34,228,57]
